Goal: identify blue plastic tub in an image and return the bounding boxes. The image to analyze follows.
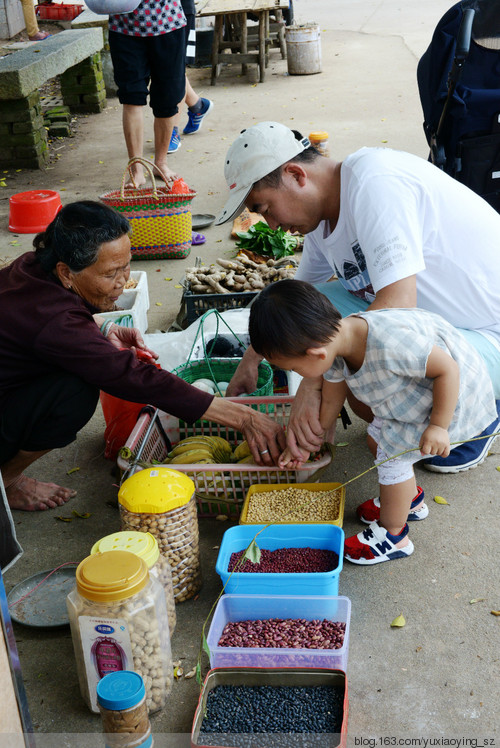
[215,524,344,595]
[206,594,351,671]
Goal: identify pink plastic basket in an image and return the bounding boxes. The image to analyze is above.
[117,397,332,519]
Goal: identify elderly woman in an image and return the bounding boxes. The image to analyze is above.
[0,200,285,514]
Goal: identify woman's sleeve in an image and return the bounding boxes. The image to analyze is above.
[35,310,213,423]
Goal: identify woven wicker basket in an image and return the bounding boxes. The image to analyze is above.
[99,157,196,260]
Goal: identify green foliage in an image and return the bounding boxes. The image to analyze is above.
[235,221,297,260]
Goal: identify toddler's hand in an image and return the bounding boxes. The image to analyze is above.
[419,425,450,457]
[278,445,310,469]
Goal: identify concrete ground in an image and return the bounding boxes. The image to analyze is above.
[1,0,499,744]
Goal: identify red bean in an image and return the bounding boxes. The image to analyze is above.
[228,546,338,573]
[218,618,346,649]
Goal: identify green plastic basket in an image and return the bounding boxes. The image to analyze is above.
[172,357,273,398]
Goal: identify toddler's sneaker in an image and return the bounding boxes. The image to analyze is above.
[356,486,428,524]
[183,98,213,135]
[344,522,414,565]
[168,127,181,154]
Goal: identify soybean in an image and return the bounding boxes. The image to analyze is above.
[246,487,341,523]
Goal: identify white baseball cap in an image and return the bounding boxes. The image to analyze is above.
[215,121,310,225]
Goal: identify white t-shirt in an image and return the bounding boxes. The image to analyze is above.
[295,147,500,346]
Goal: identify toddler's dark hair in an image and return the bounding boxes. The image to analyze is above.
[249,279,342,359]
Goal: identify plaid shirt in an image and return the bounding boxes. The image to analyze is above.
[325,308,496,456]
[109,0,186,37]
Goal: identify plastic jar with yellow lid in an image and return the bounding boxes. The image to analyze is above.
[66,550,173,714]
[309,131,330,157]
[118,468,202,603]
[91,531,176,637]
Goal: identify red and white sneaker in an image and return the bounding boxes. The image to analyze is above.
[356,486,428,524]
[344,521,414,565]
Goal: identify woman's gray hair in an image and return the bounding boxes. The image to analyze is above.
[34,200,130,273]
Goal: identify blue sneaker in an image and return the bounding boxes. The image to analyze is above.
[168,126,181,154]
[183,98,213,135]
[424,402,500,473]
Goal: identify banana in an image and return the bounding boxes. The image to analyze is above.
[169,449,214,464]
[210,436,233,453]
[237,455,255,464]
[233,440,251,461]
[212,446,234,464]
[168,440,217,458]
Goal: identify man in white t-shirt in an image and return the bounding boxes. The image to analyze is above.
[216,121,500,473]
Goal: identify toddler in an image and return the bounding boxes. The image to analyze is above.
[249,280,497,565]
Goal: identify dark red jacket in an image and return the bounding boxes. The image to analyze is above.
[0,252,212,423]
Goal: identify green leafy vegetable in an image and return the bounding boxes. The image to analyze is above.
[236,221,298,260]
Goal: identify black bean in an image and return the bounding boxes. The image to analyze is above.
[198,685,344,747]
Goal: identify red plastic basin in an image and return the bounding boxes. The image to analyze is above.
[9,190,62,233]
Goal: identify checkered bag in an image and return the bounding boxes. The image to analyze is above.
[99,157,196,260]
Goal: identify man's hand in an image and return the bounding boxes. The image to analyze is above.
[419,425,450,457]
[226,346,263,396]
[286,377,325,459]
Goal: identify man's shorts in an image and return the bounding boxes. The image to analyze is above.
[109,28,186,118]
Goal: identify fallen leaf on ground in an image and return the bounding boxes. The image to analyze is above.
[56,516,72,522]
[434,495,449,505]
[390,614,406,628]
[491,610,500,616]
[67,467,80,475]
[470,598,485,604]
[72,510,91,519]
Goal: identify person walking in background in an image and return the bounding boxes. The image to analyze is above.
[21,0,50,41]
[108,0,187,188]
[167,0,213,154]
[249,280,497,565]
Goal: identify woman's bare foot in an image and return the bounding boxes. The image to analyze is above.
[6,475,77,512]
[125,163,146,189]
[153,161,178,190]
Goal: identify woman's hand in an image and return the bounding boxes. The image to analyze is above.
[106,324,159,360]
[419,425,450,457]
[202,397,287,465]
[286,377,325,459]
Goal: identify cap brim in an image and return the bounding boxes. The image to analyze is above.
[215,184,252,226]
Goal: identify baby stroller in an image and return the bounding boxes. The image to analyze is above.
[417,0,500,212]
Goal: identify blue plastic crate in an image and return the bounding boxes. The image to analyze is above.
[215,524,344,596]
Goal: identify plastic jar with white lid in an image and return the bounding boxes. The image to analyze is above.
[96,670,152,748]
[66,550,173,714]
[118,468,202,603]
[91,530,176,637]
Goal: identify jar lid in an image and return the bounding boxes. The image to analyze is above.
[90,531,160,568]
[96,670,145,710]
[309,131,329,140]
[76,551,149,601]
[118,467,195,514]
